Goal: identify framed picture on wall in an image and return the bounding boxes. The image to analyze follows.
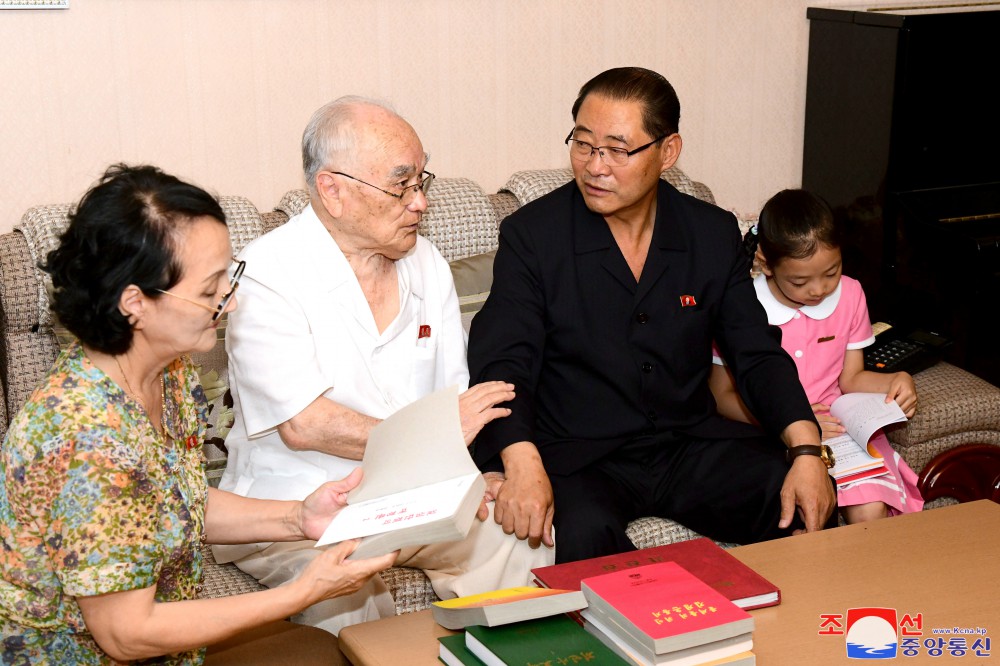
[1,0,68,7]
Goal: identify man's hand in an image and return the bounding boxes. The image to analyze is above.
[459,381,515,445]
[779,455,836,533]
[494,442,554,548]
[810,403,845,440]
[298,467,364,541]
[886,372,917,417]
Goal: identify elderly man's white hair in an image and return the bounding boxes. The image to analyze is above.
[301,96,399,194]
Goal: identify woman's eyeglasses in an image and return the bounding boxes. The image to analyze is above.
[156,259,245,322]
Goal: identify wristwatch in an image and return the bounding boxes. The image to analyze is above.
[786,444,835,469]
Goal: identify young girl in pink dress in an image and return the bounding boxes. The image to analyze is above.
[711,189,924,523]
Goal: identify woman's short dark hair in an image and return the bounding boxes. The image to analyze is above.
[571,67,681,140]
[44,164,226,355]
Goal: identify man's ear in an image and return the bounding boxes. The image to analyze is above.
[315,171,345,219]
[118,285,146,329]
[658,133,683,172]
[755,247,773,276]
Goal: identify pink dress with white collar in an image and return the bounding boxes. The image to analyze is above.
[753,273,923,514]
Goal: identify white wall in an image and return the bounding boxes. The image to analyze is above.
[1,0,890,233]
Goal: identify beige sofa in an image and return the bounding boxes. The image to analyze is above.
[2,167,999,614]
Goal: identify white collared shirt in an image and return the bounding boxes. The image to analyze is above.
[219,203,469,501]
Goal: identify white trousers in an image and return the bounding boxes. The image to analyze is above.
[214,503,554,636]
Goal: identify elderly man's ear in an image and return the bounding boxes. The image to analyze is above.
[315,171,346,219]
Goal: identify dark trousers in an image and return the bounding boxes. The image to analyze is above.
[548,433,837,564]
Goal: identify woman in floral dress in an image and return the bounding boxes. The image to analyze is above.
[0,164,395,665]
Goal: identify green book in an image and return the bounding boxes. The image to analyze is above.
[439,633,487,666]
[465,614,628,666]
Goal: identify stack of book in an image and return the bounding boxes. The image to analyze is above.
[580,562,756,666]
[438,614,629,666]
[531,537,780,611]
[434,538,778,665]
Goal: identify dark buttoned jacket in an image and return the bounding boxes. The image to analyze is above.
[468,180,817,475]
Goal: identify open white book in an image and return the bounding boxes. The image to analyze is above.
[315,385,485,560]
[825,392,907,485]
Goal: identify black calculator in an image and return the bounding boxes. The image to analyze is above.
[863,327,951,375]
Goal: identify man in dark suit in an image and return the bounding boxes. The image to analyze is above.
[468,67,837,564]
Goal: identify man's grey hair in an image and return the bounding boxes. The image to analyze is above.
[301,95,399,193]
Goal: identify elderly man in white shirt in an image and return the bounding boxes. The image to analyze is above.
[215,97,553,636]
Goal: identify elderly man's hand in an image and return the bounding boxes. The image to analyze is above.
[459,381,515,445]
[779,455,836,533]
[494,442,554,548]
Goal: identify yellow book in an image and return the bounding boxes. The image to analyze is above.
[432,586,588,630]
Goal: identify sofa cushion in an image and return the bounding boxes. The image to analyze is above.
[449,251,495,333]
[887,362,1000,448]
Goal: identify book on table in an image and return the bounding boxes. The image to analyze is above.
[465,614,629,666]
[580,561,754,661]
[825,392,908,487]
[315,385,485,560]
[438,633,486,666]
[581,608,754,666]
[431,585,588,630]
[532,537,779,610]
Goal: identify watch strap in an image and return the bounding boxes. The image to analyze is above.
[786,444,825,464]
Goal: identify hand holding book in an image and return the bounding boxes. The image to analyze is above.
[315,386,486,559]
[822,392,907,486]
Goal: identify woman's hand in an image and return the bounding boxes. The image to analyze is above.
[458,381,515,445]
[886,372,917,417]
[295,540,398,605]
[811,403,845,440]
[298,467,365,542]
[476,471,506,521]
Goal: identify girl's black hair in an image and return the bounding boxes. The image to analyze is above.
[741,189,842,271]
[44,164,226,355]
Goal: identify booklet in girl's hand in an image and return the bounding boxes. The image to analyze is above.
[824,392,907,485]
[315,385,486,559]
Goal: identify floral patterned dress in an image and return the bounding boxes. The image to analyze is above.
[0,342,209,665]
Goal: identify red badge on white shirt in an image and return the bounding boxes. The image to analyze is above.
[418,325,432,339]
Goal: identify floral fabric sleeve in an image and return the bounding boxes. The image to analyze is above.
[53,426,164,597]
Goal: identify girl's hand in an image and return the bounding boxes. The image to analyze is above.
[886,372,917,417]
[811,403,845,440]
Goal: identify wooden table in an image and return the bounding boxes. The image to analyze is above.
[339,500,1000,665]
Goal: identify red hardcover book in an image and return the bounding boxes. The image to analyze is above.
[581,561,755,656]
[532,537,780,610]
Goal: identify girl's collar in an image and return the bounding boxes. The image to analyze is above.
[753,273,841,324]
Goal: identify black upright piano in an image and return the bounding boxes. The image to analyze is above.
[803,4,1000,385]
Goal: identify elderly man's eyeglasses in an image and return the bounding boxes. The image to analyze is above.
[565,131,667,167]
[156,259,245,322]
[332,170,435,206]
